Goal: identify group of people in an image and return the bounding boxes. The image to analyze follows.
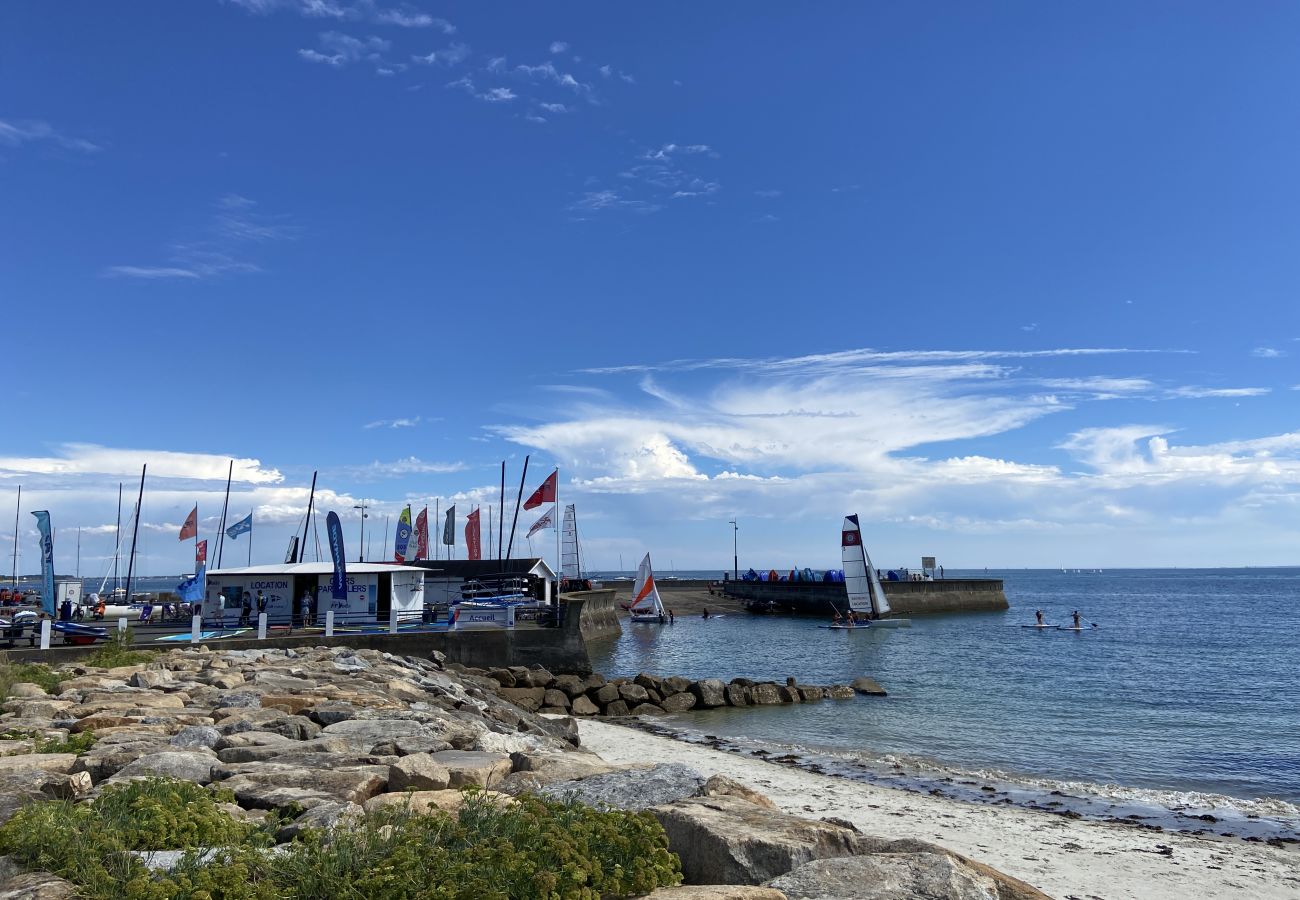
[830,608,868,627]
[203,589,318,629]
[1035,609,1088,628]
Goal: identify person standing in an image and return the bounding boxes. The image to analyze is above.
[215,592,227,629]
[239,591,252,626]
[255,590,268,623]
[299,589,314,628]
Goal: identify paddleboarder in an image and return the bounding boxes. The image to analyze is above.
[1035,609,1044,626]
[1071,610,1083,629]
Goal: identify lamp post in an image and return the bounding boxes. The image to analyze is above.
[353,501,369,562]
[729,518,738,580]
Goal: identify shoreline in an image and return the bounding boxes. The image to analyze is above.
[577,718,1300,900]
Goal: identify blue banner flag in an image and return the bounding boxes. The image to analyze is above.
[31,511,56,617]
[394,505,413,563]
[176,567,205,602]
[226,513,252,540]
[326,511,347,601]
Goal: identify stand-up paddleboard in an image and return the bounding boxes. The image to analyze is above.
[1061,625,1094,632]
[822,623,870,630]
[1021,623,1060,629]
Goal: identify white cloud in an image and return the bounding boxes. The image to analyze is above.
[298,31,390,66]
[549,41,569,54]
[226,0,454,30]
[0,444,282,485]
[103,196,295,280]
[482,87,516,102]
[539,102,568,113]
[412,43,470,66]
[570,190,662,215]
[0,118,100,153]
[363,416,421,429]
[1252,347,1285,359]
[346,457,467,479]
[1168,386,1270,399]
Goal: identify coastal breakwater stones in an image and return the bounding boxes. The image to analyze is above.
[476,666,887,718]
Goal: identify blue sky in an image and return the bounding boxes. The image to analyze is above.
[2,1,1298,576]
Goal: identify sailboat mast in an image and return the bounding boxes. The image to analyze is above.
[573,506,582,580]
[216,461,232,568]
[299,470,317,564]
[506,455,529,562]
[10,484,19,591]
[123,465,146,606]
[76,527,81,579]
[113,483,122,592]
[498,461,505,564]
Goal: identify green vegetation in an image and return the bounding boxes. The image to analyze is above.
[0,780,682,899]
[85,628,157,668]
[0,662,63,698]
[0,728,96,755]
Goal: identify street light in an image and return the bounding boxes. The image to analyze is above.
[729,518,738,581]
[353,501,369,562]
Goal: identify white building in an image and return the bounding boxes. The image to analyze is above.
[204,562,424,626]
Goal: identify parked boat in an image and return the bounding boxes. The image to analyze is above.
[842,514,911,628]
[628,553,668,623]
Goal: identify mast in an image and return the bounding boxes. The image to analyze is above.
[506,455,529,562]
[434,499,439,560]
[123,465,146,606]
[554,467,560,587]
[76,527,81,579]
[487,505,493,559]
[574,506,582,579]
[498,461,505,564]
[298,470,317,563]
[216,461,232,568]
[10,484,19,591]
[113,483,122,592]
[382,515,390,562]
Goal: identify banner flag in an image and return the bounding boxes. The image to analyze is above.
[465,508,481,560]
[31,511,56,617]
[326,511,348,601]
[523,470,558,510]
[179,505,198,541]
[195,540,208,565]
[226,513,252,540]
[394,505,413,563]
[415,507,429,560]
[442,505,456,545]
[526,507,554,539]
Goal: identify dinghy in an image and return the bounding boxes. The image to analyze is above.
[841,514,911,628]
[628,553,668,623]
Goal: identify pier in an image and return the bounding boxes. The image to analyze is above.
[721,577,1008,615]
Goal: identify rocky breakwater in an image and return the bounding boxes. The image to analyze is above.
[0,648,1044,899]
[479,666,888,717]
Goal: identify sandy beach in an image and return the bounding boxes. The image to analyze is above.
[578,719,1300,900]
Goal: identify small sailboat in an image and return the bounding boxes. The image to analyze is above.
[628,553,668,623]
[838,514,911,628]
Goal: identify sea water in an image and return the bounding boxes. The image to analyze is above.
[587,568,1300,840]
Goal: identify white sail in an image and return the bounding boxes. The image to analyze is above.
[561,504,580,580]
[841,514,873,615]
[863,545,891,617]
[629,552,666,620]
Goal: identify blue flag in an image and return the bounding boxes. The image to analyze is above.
[226,513,252,540]
[176,565,206,602]
[326,511,347,601]
[31,511,56,617]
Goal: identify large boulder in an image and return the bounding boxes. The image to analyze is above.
[320,719,442,752]
[649,795,869,885]
[540,763,705,811]
[499,687,546,712]
[426,751,511,789]
[276,800,364,842]
[496,751,616,795]
[0,755,77,778]
[0,871,78,899]
[661,692,698,713]
[767,852,1050,900]
[387,754,451,792]
[363,789,513,817]
[570,695,600,716]
[170,726,222,750]
[850,678,887,697]
[690,680,727,708]
[112,751,217,785]
[749,684,783,706]
[641,889,787,900]
[218,764,389,809]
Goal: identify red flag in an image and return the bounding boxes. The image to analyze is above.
[179,505,198,541]
[465,508,481,560]
[523,470,557,510]
[415,507,429,560]
[195,539,208,565]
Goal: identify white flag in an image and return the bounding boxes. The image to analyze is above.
[526,507,554,539]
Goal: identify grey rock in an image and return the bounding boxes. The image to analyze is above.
[498,687,546,712]
[550,674,585,698]
[276,801,363,842]
[112,751,217,785]
[850,677,887,697]
[308,702,360,726]
[660,692,698,713]
[570,695,600,716]
[543,689,570,709]
[216,691,262,709]
[387,753,451,792]
[592,683,621,705]
[426,750,511,789]
[170,726,222,750]
[540,763,705,811]
[630,703,667,716]
[0,871,78,898]
[6,684,49,699]
[750,684,783,705]
[663,676,691,694]
[768,854,1000,900]
[618,683,650,704]
[128,670,173,689]
[691,680,727,708]
[725,684,750,707]
[218,765,389,809]
[604,700,630,717]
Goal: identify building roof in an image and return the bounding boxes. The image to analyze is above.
[208,563,417,577]
[403,558,556,580]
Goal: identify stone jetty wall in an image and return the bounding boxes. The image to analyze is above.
[471,664,887,718]
[566,589,623,641]
[723,578,1009,615]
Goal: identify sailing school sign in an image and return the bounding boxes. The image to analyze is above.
[315,574,377,619]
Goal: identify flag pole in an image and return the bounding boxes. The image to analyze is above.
[216,461,232,569]
[434,498,440,561]
[555,467,561,585]
[248,509,253,567]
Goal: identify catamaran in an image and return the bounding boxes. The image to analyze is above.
[628,552,668,623]
[838,514,911,629]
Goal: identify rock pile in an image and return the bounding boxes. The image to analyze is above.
[470,666,888,717]
[0,647,1042,900]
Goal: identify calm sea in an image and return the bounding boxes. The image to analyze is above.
[587,568,1300,839]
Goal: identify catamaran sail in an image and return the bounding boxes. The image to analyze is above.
[629,552,667,623]
[561,504,581,581]
[841,514,909,627]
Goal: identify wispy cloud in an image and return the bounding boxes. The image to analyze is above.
[226,0,454,30]
[412,43,470,66]
[346,456,467,480]
[549,41,569,54]
[0,118,100,154]
[0,444,282,484]
[298,31,390,66]
[1168,386,1271,399]
[103,195,297,280]
[1251,347,1285,359]
[447,76,517,103]
[569,190,662,215]
[363,416,421,429]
